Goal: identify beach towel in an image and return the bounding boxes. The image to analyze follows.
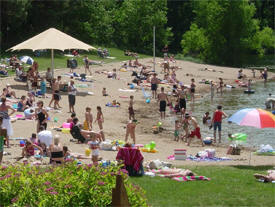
[172,176,210,182]
[106,103,120,107]
[187,156,231,162]
[118,89,136,92]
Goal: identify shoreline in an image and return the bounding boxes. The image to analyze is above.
[1,57,275,166]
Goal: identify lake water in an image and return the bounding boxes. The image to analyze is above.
[170,81,275,147]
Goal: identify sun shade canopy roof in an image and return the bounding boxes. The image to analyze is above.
[8,28,96,51]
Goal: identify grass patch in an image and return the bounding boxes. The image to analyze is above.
[174,54,204,64]
[130,166,275,207]
[0,47,151,75]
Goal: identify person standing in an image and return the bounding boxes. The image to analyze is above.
[190,79,196,103]
[211,105,227,143]
[210,81,215,101]
[0,98,15,148]
[83,107,93,130]
[151,73,159,99]
[35,101,49,133]
[158,87,169,119]
[84,56,92,75]
[68,80,77,113]
[186,114,204,147]
[177,85,187,111]
[95,106,105,141]
[125,120,137,144]
[128,95,135,120]
[48,78,60,108]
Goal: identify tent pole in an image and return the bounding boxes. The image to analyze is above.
[51,49,54,78]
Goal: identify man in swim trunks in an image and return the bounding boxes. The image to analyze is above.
[177,85,187,111]
[158,87,169,119]
[151,73,159,99]
[0,117,7,164]
[186,114,204,146]
[211,105,227,143]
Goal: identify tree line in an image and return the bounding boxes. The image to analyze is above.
[1,0,274,67]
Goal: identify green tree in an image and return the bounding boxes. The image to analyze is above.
[181,0,275,66]
[114,0,172,54]
[0,0,32,49]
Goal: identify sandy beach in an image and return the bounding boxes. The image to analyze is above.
[1,57,275,166]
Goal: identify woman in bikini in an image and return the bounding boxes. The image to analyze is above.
[95,106,105,141]
[35,101,49,133]
[0,97,15,148]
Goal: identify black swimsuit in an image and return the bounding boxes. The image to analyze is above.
[37,110,47,129]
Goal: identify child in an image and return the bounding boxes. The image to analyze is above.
[22,140,43,158]
[112,69,117,79]
[53,90,61,109]
[95,106,105,141]
[30,133,38,145]
[128,96,135,120]
[125,120,137,144]
[17,95,28,112]
[83,107,93,130]
[202,112,211,126]
[174,120,181,141]
[252,69,256,78]
[63,146,71,159]
[40,77,47,98]
[88,133,100,165]
[102,87,108,96]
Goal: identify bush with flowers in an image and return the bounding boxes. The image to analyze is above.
[0,162,148,206]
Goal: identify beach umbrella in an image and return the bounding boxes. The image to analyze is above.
[19,56,34,65]
[7,28,96,77]
[228,108,275,128]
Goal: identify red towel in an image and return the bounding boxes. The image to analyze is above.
[116,147,144,171]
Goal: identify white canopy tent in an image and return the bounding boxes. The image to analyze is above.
[7,28,96,77]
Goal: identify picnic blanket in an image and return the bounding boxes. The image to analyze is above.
[172,176,210,182]
[187,156,231,162]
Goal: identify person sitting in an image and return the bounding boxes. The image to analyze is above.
[0,67,8,76]
[26,92,35,107]
[49,136,64,164]
[45,68,53,84]
[70,118,87,143]
[30,133,38,145]
[17,95,28,112]
[2,85,17,99]
[24,108,35,119]
[22,140,43,158]
[116,143,144,176]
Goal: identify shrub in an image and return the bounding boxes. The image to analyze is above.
[0,163,148,206]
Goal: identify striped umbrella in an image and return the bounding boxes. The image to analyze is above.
[228,108,275,128]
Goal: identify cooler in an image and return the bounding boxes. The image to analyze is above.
[174,149,187,160]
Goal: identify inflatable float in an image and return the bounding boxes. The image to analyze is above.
[244,90,255,94]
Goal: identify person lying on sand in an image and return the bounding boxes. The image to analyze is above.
[254,170,275,182]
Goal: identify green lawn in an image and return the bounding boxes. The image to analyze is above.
[0,47,151,75]
[130,166,275,207]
